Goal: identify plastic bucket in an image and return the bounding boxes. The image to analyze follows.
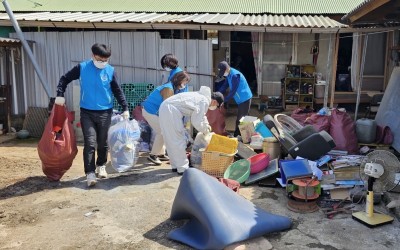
[315,82,326,98]
[262,139,281,159]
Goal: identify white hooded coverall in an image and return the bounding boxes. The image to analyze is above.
[159,87,211,173]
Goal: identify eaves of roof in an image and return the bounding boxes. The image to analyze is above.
[0,12,347,29]
[0,0,365,15]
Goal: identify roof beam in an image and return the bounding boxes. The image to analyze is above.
[348,0,390,23]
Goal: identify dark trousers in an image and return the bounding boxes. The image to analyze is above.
[234,99,251,137]
[80,108,112,174]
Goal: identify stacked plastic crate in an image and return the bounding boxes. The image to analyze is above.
[113,83,155,113]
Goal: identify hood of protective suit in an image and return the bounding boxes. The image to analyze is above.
[198,86,211,104]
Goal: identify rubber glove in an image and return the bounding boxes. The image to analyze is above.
[122,110,130,120]
[55,97,65,106]
[204,125,212,135]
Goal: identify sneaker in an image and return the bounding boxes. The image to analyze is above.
[158,154,169,161]
[147,154,162,165]
[86,172,97,187]
[95,165,108,179]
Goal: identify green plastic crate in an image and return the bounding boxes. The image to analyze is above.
[113,83,155,112]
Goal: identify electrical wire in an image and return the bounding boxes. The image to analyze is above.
[228,28,399,46]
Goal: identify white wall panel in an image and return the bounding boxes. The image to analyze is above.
[10,31,212,114]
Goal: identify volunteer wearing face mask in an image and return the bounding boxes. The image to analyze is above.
[215,60,253,137]
[159,86,224,174]
[142,71,191,165]
[55,43,129,187]
[160,53,188,94]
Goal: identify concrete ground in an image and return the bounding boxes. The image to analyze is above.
[0,106,399,249]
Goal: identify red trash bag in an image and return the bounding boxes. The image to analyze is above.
[291,108,315,126]
[38,105,78,181]
[304,113,331,132]
[376,125,394,145]
[329,109,358,154]
[206,106,227,136]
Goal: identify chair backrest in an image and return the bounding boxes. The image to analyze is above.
[274,114,303,135]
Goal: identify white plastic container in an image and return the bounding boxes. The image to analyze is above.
[315,81,326,98]
[356,118,377,143]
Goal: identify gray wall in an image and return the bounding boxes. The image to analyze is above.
[10,31,212,115]
[297,33,330,80]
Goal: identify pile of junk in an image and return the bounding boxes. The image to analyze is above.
[186,107,400,227]
[163,105,400,249]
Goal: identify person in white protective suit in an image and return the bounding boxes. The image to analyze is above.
[159,86,224,174]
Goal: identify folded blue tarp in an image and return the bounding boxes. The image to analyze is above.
[168,168,292,249]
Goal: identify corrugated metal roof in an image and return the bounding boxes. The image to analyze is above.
[0,37,21,43]
[0,12,346,28]
[0,0,365,14]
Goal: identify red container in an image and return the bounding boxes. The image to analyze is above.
[248,153,270,174]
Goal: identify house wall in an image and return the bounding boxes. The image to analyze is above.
[9,31,213,115]
[297,33,330,80]
[212,31,230,77]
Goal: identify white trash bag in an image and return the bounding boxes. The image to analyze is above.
[190,132,213,168]
[108,119,141,172]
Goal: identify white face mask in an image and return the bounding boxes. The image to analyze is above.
[165,67,172,72]
[223,71,229,77]
[179,84,186,90]
[208,105,217,111]
[93,59,108,69]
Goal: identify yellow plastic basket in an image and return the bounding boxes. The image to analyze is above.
[200,149,236,178]
[206,134,238,154]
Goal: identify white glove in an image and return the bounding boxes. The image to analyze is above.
[204,125,212,135]
[122,110,130,120]
[54,97,65,106]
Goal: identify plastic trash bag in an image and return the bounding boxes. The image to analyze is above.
[108,119,141,172]
[38,105,78,181]
[190,132,213,168]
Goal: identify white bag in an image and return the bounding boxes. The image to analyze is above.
[108,119,141,172]
[190,132,213,168]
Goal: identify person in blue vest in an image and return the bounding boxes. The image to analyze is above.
[161,53,188,94]
[216,61,253,137]
[142,71,191,165]
[54,43,129,187]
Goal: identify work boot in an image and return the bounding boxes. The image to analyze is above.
[86,172,97,187]
[95,165,108,179]
[147,154,162,165]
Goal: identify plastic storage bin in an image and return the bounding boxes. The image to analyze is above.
[356,118,377,143]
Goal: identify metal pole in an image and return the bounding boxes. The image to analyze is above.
[354,33,369,121]
[1,0,51,98]
[324,34,333,108]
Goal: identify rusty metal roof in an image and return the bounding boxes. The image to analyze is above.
[0,37,21,46]
[0,12,346,28]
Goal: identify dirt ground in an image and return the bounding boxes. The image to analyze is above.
[1,119,400,249]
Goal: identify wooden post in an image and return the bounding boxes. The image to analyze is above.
[383,31,392,90]
[329,33,340,108]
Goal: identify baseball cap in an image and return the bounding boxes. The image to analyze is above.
[217,61,230,78]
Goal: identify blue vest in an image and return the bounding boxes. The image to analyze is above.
[168,67,183,81]
[227,67,253,104]
[142,83,173,115]
[169,67,189,94]
[79,60,115,110]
